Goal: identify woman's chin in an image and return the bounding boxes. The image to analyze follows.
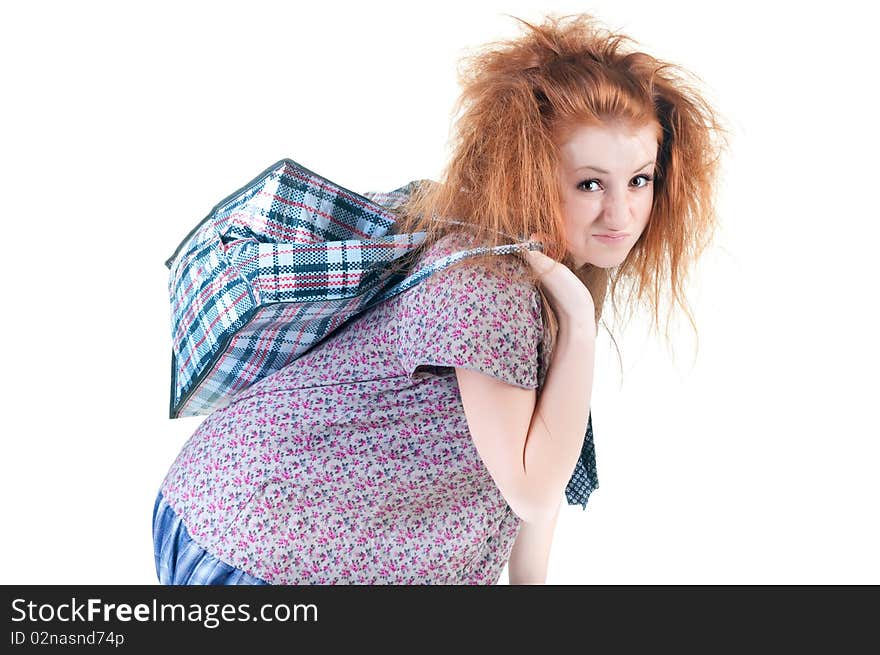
[567,248,628,270]
[583,254,625,269]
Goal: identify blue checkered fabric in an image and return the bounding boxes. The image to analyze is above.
[565,413,598,509]
[152,491,270,585]
[166,158,544,419]
[165,157,598,509]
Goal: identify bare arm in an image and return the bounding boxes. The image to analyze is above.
[455,317,595,524]
[454,241,597,524]
[508,498,561,584]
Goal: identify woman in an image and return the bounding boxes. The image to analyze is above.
[153,12,727,585]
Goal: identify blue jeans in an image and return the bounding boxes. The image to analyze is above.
[152,491,270,585]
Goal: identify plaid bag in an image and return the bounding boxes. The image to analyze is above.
[165,158,598,508]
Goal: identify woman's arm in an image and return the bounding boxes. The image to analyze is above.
[455,319,595,524]
[507,499,561,584]
[455,246,595,525]
[454,248,594,576]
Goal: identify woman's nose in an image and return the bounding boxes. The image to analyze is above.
[601,193,632,230]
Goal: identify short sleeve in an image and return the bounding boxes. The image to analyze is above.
[396,244,543,389]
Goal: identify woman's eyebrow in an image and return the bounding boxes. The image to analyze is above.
[574,160,656,175]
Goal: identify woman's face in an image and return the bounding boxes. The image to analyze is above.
[555,120,661,269]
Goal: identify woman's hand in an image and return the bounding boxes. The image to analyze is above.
[522,234,596,333]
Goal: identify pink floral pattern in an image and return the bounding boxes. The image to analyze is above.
[159,232,550,584]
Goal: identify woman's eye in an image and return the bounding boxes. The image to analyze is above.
[577,179,600,192]
[577,174,654,192]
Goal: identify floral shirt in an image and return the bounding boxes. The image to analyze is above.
[158,231,552,584]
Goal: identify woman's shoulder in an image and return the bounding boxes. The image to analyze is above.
[401,230,543,336]
[415,230,534,290]
[416,230,480,264]
[395,230,546,391]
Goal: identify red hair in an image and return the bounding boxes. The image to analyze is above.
[390,12,731,357]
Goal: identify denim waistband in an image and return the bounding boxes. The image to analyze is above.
[152,490,270,585]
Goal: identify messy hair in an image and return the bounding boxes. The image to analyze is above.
[389,12,730,357]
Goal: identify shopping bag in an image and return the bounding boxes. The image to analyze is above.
[165,158,535,419]
[164,157,598,508]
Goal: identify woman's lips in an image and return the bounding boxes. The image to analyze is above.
[593,234,628,244]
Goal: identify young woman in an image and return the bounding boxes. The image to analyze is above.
[153,12,727,585]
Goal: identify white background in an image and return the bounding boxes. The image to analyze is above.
[2,0,877,584]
